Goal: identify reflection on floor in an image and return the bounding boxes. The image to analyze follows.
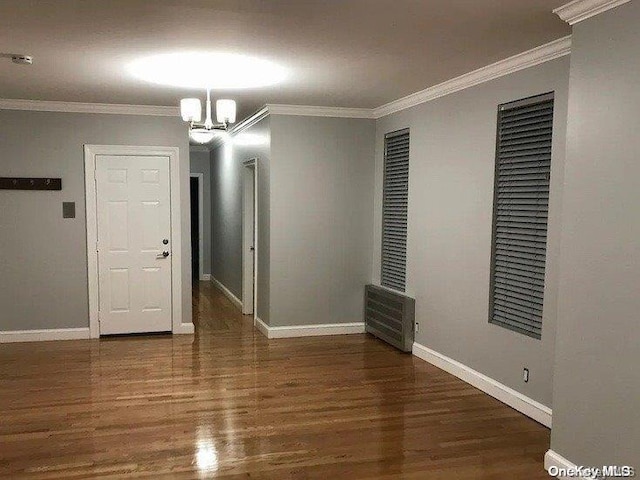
[0,281,551,479]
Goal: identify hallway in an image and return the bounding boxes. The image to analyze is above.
[0,283,551,479]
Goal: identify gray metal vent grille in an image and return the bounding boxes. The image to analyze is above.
[489,92,554,340]
[381,129,409,292]
[365,284,415,352]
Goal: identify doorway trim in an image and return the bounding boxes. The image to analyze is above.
[242,158,258,321]
[84,145,189,338]
[190,173,205,281]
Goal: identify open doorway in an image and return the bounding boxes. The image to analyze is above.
[242,159,257,318]
[190,173,204,283]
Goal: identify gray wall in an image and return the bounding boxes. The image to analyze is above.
[0,110,192,331]
[189,148,212,276]
[210,116,271,323]
[551,1,640,466]
[373,57,570,407]
[269,115,376,327]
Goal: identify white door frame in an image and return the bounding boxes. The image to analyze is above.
[190,173,205,281]
[242,158,258,319]
[84,145,188,338]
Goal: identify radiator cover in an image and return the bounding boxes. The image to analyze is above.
[364,284,415,352]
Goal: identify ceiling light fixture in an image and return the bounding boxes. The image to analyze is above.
[130,52,285,144]
[181,89,236,144]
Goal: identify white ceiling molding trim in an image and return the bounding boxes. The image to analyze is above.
[0,98,180,116]
[265,104,375,119]
[231,106,270,135]
[207,106,271,150]
[372,35,572,119]
[553,0,631,25]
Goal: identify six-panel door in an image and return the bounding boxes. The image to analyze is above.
[95,155,172,335]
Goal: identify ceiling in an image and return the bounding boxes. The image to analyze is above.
[0,0,570,121]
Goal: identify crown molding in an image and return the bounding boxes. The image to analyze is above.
[232,106,270,135]
[265,104,375,119]
[209,103,373,148]
[0,98,180,116]
[372,35,572,119]
[212,34,572,143]
[553,0,631,25]
[207,106,271,150]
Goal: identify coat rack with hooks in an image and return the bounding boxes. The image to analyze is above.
[0,177,62,191]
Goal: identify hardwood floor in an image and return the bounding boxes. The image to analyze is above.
[0,282,550,479]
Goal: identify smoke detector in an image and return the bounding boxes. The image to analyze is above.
[12,55,33,65]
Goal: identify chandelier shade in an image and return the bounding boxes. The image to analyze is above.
[216,99,237,124]
[189,128,217,144]
[180,98,202,122]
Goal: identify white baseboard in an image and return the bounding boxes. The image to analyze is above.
[211,276,243,311]
[201,273,211,281]
[174,323,195,335]
[254,319,365,339]
[0,325,195,341]
[545,450,592,479]
[255,317,270,338]
[0,328,91,343]
[412,342,552,428]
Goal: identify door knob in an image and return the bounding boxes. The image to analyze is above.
[157,251,170,258]
[250,246,255,251]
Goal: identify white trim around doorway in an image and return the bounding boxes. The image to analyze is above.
[242,158,258,321]
[84,145,192,338]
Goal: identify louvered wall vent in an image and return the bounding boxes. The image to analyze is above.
[365,284,415,352]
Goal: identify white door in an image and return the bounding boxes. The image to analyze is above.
[95,155,173,335]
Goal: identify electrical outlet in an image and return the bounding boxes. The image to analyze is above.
[415,322,419,333]
[523,368,530,383]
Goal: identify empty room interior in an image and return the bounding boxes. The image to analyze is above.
[0,1,638,478]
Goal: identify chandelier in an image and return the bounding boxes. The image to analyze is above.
[180,89,236,144]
